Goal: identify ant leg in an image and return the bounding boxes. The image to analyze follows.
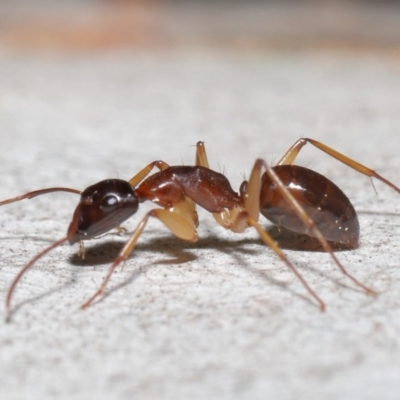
[195,141,210,168]
[130,141,211,187]
[172,197,199,228]
[78,241,86,259]
[209,159,326,310]
[196,141,235,231]
[213,207,246,233]
[212,154,261,231]
[213,158,263,232]
[277,138,400,194]
[277,138,314,165]
[211,160,325,310]
[214,208,326,308]
[81,204,198,309]
[260,159,375,296]
[246,215,326,311]
[128,160,170,187]
[0,187,81,207]
[241,157,262,221]
[214,206,327,310]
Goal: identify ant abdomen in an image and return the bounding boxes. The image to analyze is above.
[260,165,360,249]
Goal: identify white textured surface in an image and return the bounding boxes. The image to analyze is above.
[1,50,400,400]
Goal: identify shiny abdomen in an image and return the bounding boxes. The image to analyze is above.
[260,165,359,248]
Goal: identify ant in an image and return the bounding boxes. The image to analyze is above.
[1,138,399,319]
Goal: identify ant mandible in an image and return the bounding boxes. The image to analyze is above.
[1,138,400,319]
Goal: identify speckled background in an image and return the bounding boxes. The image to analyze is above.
[1,2,400,399]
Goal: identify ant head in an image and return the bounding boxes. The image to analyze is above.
[67,179,139,244]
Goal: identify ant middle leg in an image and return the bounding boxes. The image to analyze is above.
[195,141,210,168]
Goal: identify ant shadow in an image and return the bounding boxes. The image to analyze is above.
[68,233,262,267]
[66,225,361,309]
[5,276,78,323]
[264,226,354,252]
[68,223,350,268]
[4,219,376,320]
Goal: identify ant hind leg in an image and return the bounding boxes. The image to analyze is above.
[260,159,376,297]
[277,138,400,195]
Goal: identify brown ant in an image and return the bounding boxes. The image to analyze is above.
[1,138,400,319]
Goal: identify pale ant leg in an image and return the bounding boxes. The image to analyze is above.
[224,158,265,231]
[216,159,326,310]
[195,141,210,168]
[172,197,199,229]
[277,138,400,194]
[212,150,265,233]
[213,205,327,310]
[241,155,262,222]
[195,141,243,231]
[259,159,376,296]
[81,205,199,309]
[128,160,170,187]
[213,208,239,231]
[78,241,86,260]
[246,216,326,311]
[115,226,129,235]
[195,142,251,231]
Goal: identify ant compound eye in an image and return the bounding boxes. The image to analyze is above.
[100,194,120,212]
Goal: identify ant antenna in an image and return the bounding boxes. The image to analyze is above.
[5,237,68,322]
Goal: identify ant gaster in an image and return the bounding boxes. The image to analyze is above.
[2,139,400,319]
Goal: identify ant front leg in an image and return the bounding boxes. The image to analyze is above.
[277,138,400,194]
[80,199,199,309]
[128,160,170,187]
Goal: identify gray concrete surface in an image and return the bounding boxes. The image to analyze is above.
[1,48,400,399]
